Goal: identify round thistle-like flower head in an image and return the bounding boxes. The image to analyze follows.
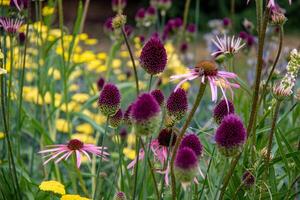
[98,83,121,116]
[140,37,167,75]
[151,89,165,106]
[166,88,188,127]
[157,128,177,147]
[174,147,198,183]
[242,170,255,189]
[123,104,133,125]
[131,93,161,136]
[97,77,105,91]
[179,133,203,158]
[213,99,235,124]
[113,191,127,200]
[215,114,247,157]
[109,108,123,128]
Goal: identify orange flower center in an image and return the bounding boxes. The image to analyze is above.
[195,60,218,76]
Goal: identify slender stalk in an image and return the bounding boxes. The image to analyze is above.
[259,26,284,106]
[94,117,109,199]
[121,27,139,96]
[140,139,160,199]
[132,137,141,200]
[170,82,207,200]
[265,100,281,176]
[230,0,235,29]
[79,0,90,33]
[148,75,153,92]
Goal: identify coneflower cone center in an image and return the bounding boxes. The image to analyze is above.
[195,60,218,76]
[67,139,84,150]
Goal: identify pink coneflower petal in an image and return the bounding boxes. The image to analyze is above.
[43,150,68,165]
[55,152,70,164]
[127,149,145,169]
[81,150,91,161]
[76,150,82,168]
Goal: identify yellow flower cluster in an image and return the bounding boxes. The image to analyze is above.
[0,0,9,5]
[39,180,66,195]
[61,195,90,200]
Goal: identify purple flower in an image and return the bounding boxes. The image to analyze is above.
[140,37,167,75]
[166,88,188,126]
[131,93,161,136]
[239,31,248,40]
[123,104,133,125]
[124,25,133,37]
[222,17,231,26]
[114,191,127,200]
[119,128,128,140]
[103,17,114,34]
[10,0,28,11]
[215,114,247,157]
[213,99,235,124]
[157,128,177,147]
[151,89,165,106]
[180,43,188,53]
[186,24,196,33]
[111,0,127,12]
[98,83,121,116]
[109,108,123,128]
[18,32,26,45]
[0,17,23,34]
[242,170,255,188]
[174,147,198,183]
[97,77,105,91]
[135,8,146,23]
[146,6,156,16]
[179,133,203,158]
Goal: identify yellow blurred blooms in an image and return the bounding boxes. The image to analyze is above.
[0,0,10,5]
[123,147,136,160]
[48,67,61,80]
[39,180,65,195]
[71,133,96,144]
[56,119,69,133]
[76,123,94,135]
[84,38,98,45]
[97,52,107,60]
[72,93,90,103]
[42,6,55,16]
[112,59,122,68]
[0,132,5,139]
[61,195,90,200]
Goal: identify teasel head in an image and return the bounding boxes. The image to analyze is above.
[151,89,165,107]
[174,147,198,183]
[157,128,177,147]
[213,99,235,124]
[131,93,161,136]
[98,83,121,116]
[140,36,167,75]
[165,88,188,127]
[109,108,123,128]
[215,114,247,157]
[179,133,203,158]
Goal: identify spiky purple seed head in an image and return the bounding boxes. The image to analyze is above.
[165,88,188,126]
[113,191,127,200]
[131,93,161,136]
[215,114,247,157]
[174,147,198,183]
[242,170,255,189]
[98,83,121,116]
[123,104,133,126]
[213,99,235,124]
[179,133,203,158]
[157,128,177,147]
[140,37,167,75]
[97,77,105,91]
[109,108,123,128]
[151,89,165,106]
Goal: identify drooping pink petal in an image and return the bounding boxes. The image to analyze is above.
[76,150,82,168]
[127,149,145,169]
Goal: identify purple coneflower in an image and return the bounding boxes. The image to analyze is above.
[213,99,235,124]
[166,88,188,126]
[151,89,165,106]
[215,114,247,157]
[140,36,167,75]
[39,139,108,168]
[109,108,123,128]
[98,83,121,116]
[179,133,203,158]
[211,34,245,57]
[174,147,198,183]
[10,0,28,11]
[0,17,23,34]
[170,60,239,103]
[131,93,161,136]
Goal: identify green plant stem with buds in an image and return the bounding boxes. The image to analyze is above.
[265,100,282,177]
[170,81,207,200]
[121,26,140,96]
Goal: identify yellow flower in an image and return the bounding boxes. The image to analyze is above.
[127,133,136,147]
[71,133,96,144]
[97,52,107,60]
[76,123,94,135]
[39,180,65,195]
[112,59,121,69]
[123,147,136,160]
[56,119,69,133]
[48,67,61,80]
[0,49,4,59]
[0,132,5,139]
[120,51,129,58]
[71,93,90,103]
[42,6,55,16]
[60,101,80,112]
[117,74,126,81]
[69,84,79,92]
[0,0,10,5]
[84,38,98,45]
[61,194,90,200]
[79,33,88,41]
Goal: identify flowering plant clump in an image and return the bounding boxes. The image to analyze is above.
[0,0,299,199]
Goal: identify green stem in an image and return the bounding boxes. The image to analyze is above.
[170,82,207,200]
[121,27,139,96]
[79,0,90,33]
[148,75,153,92]
[265,100,281,177]
[132,137,141,200]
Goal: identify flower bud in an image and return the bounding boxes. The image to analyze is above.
[109,109,123,128]
[179,133,203,158]
[113,191,127,200]
[150,89,165,107]
[242,170,255,189]
[157,128,176,147]
[112,14,127,29]
[98,83,121,116]
[213,99,235,124]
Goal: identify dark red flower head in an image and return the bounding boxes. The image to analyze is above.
[242,170,255,188]
[140,37,167,75]
[175,147,198,170]
[213,99,235,124]
[98,83,121,116]
[166,88,188,122]
[179,133,203,158]
[151,89,165,106]
[157,128,177,147]
[97,77,105,91]
[109,108,123,128]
